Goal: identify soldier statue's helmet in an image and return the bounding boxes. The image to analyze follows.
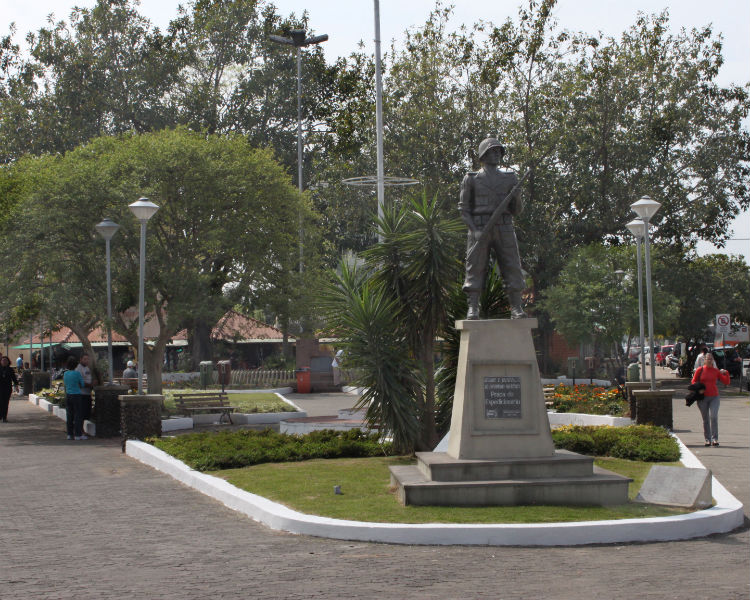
[477,137,506,160]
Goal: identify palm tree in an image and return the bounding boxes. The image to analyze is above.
[320,193,464,452]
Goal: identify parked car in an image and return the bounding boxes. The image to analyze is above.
[627,346,641,364]
[711,346,742,378]
[656,345,674,367]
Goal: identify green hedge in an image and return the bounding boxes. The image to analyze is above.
[148,429,392,471]
[551,425,680,462]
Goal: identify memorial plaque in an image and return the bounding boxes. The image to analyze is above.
[484,376,522,419]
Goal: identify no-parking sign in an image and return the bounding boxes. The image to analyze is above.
[716,313,731,334]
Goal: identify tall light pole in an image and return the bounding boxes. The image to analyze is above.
[630,196,661,390]
[269,28,328,272]
[95,218,120,384]
[373,0,385,240]
[626,218,647,382]
[128,199,159,395]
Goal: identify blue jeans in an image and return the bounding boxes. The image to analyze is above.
[65,394,83,437]
[697,395,720,442]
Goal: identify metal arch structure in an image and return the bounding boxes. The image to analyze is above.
[342,176,420,187]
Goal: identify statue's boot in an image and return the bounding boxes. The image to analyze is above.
[466,292,480,320]
[508,290,529,319]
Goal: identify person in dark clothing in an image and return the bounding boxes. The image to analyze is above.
[0,356,20,422]
[63,355,86,440]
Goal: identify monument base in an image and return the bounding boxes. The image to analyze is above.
[390,450,631,506]
[447,318,554,459]
[389,318,630,506]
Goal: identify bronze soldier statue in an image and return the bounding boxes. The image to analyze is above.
[459,137,528,320]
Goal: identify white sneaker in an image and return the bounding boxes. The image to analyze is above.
[75,435,89,440]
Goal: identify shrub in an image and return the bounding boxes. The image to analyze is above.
[148,428,392,471]
[551,425,679,462]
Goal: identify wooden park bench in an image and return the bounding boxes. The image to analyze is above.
[114,376,147,391]
[173,392,237,424]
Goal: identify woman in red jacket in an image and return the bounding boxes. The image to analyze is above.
[691,353,730,446]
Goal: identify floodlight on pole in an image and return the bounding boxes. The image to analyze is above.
[95,218,120,384]
[626,218,647,382]
[630,196,661,390]
[269,27,328,273]
[128,198,159,394]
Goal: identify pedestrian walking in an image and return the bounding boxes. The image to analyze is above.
[63,356,87,440]
[691,352,730,446]
[694,346,709,370]
[0,356,20,422]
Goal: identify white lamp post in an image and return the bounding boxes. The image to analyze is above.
[95,218,120,384]
[625,218,647,382]
[128,198,159,394]
[630,196,661,390]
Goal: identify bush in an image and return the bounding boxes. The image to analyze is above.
[148,428,392,471]
[551,425,680,462]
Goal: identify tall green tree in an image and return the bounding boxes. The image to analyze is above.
[320,194,463,452]
[0,128,306,392]
[543,244,678,360]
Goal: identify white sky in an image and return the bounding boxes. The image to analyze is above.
[2,0,749,264]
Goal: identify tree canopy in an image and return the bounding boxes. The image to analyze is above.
[0,127,305,391]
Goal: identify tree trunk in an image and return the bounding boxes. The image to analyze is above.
[190,319,213,370]
[280,315,292,359]
[144,341,166,395]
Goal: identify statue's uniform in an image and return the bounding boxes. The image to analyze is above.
[459,168,525,294]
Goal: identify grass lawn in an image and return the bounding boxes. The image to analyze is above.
[162,391,296,414]
[216,456,690,524]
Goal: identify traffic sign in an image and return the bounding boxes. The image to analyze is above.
[716,314,731,334]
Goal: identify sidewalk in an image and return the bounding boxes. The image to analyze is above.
[1,393,748,599]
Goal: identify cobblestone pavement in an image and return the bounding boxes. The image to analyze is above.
[1,393,748,600]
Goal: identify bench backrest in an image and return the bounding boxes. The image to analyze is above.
[174,393,229,406]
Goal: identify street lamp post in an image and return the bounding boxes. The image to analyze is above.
[128,199,159,395]
[373,0,385,240]
[626,218,647,382]
[95,218,120,384]
[269,28,328,272]
[630,196,662,390]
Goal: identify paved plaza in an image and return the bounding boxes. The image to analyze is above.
[1,386,748,599]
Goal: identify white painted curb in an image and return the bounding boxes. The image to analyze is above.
[547,412,633,427]
[125,435,745,546]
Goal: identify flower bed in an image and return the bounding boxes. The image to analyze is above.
[549,383,628,416]
[36,386,66,407]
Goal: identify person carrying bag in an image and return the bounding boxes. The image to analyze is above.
[690,355,730,447]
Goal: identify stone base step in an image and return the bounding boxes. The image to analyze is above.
[390,464,631,507]
[415,450,594,482]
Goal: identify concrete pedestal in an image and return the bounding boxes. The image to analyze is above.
[633,389,675,429]
[447,319,554,460]
[625,381,661,420]
[94,384,129,437]
[390,319,631,507]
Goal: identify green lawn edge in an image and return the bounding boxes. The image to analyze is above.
[162,391,295,414]
[216,455,690,524]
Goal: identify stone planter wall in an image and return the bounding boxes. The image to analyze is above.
[633,389,675,430]
[120,395,163,451]
[625,382,661,420]
[94,384,130,438]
